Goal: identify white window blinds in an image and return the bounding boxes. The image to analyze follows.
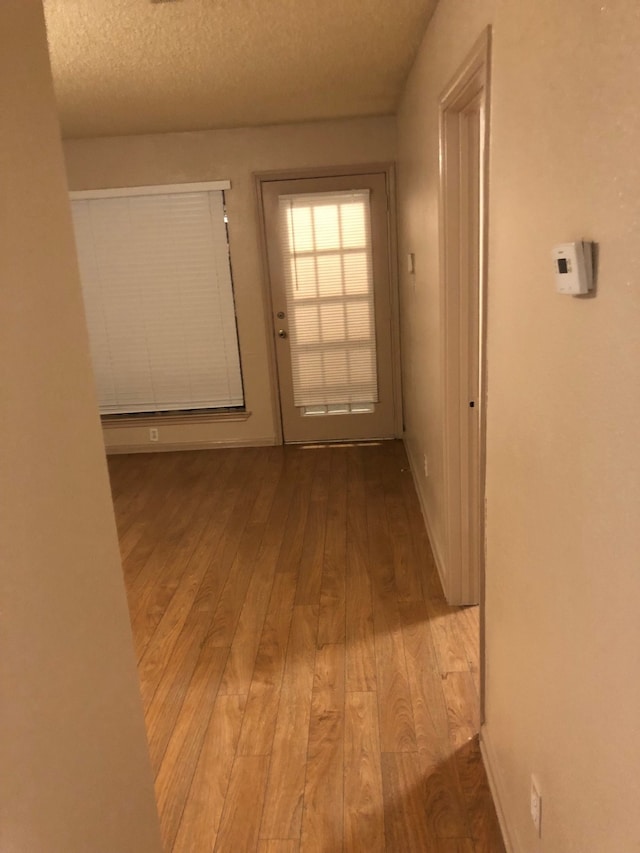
[71,187,243,415]
[279,190,378,408]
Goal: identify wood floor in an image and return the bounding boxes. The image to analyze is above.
[108,441,505,853]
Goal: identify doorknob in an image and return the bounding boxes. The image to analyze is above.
[277,329,287,339]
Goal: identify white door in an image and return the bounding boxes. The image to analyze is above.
[260,172,398,444]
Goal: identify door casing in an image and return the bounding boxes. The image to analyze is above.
[255,163,403,445]
[438,27,491,702]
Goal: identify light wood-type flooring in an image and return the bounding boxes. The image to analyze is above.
[108,440,505,853]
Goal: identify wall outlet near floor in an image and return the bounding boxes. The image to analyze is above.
[530,775,542,837]
[423,453,429,477]
[149,427,159,442]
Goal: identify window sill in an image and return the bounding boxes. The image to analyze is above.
[101,410,252,429]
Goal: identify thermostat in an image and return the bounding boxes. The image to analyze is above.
[553,242,593,295]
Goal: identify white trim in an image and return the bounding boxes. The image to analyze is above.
[403,435,448,593]
[69,180,231,201]
[480,725,521,853]
[439,27,491,606]
[104,435,277,455]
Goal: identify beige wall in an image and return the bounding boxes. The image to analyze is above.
[398,1,640,852]
[63,117,396,452]
[0,3,161,851]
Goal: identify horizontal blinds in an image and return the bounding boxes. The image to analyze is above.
[279,190,379,407]
[71,189,244,415]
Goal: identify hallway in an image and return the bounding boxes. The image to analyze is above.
[109,441,505,852]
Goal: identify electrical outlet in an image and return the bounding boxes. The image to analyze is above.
[423,453,429,478]
[530,776,542,837]
[149,428,159,442]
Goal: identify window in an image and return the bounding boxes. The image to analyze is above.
[70,182,244,416]
[279,189,378,414]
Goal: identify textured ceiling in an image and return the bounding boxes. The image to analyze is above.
[42,0,437,139]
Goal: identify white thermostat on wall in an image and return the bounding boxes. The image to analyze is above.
[552,241,594,295]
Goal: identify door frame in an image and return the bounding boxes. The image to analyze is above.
[255,162,403,444]
[439,29,491,612]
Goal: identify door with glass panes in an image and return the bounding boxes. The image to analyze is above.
[261,172,397,443]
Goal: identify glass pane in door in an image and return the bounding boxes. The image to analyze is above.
[278,190,378,413]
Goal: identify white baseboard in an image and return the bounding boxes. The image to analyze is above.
[105,436,278,454]
[480,725,521,853]
[402,436,448,595]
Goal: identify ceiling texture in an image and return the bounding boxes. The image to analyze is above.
[43,0,437,139]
